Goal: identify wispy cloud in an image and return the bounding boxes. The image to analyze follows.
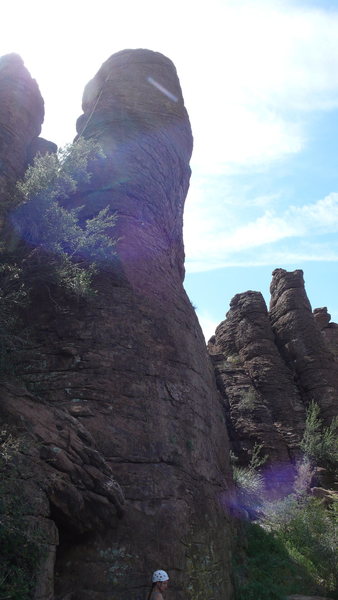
[3,0,338,169]
[181,0,338,173]
[185,193,338,272]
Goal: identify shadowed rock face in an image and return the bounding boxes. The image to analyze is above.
[0,50,234,600]
[0,54,57,192]
[0,54,56,236]
[209,269,338,496]
[0,54,43,187]
[314,307,338,358]
[208,289,306,496]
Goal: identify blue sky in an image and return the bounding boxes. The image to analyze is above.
[2,0,338,339]
[184,104,338,336]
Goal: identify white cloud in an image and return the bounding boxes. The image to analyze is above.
[181,0,338,173]
[185,192,338,272]
[186,248,338,274]
[2,0,338,169]
[190,107,303,175]
[288,193,338,232]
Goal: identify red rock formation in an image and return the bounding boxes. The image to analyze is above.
[0,53,56,239]
[209,289,306,496]
[0,51,234,600]
[1,381,124,600]
[270,269,338,422]
[73,49,193,288]
[0,54,56,196]
[313,307,338,359]
[0,54,43,184]
[209,269,338,496]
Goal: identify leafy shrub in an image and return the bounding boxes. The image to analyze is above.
[0,139,118,374]
[10,138,117,295]
[237,389,257,412]
[233,519,325,600]
[300,401,338,474]
[0,430,42,599]
[292,456,314,496]
[263,495,338,595]
[0,262,29,375]
[227,354,241,365]
[233,466,264,515]
[232,444,267,517]
[232,435,337,599]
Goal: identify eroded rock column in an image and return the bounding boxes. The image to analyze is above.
[209,289,305,495]
[270,269,338,422]
[6,50,234,600]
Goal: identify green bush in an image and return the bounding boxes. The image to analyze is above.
[0,262,28,375]
[231,443,267,515]
[237,389,257,411]
[233,519,326,600]
[0,139,118,374]
[232,466,264,513]
[232,434,337,599]
[0,430,42,599]
[10,138,117,295]
[284,498,337,592]
[300,401,338,474]
[262,494,338,596]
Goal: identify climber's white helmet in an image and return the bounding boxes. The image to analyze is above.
[152,570,169,583]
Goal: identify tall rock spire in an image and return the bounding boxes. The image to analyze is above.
[209,268,338,496]
[0,50,234,600]
[74,49,193,288]
[270,268,338,422]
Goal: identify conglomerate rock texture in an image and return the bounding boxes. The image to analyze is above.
[209,268,338,496]
[0,51,234,600]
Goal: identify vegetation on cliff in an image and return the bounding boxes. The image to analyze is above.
[300,400,338,475]
[233,403,338,599]
[0,139,117,374]
[0,429,41,600]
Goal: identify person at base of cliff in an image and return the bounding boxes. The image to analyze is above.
[147,569,169,600]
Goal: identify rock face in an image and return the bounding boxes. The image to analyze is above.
[269,269,338,422]
[313,307,338,359]
[1,382,124,600]
[74,49,192,287]
[0,54,55,201]
[209,269,338,495]
[0,54,56,239]
[0,51,234,600]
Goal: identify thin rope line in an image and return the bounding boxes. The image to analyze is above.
[77,74,110,139]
